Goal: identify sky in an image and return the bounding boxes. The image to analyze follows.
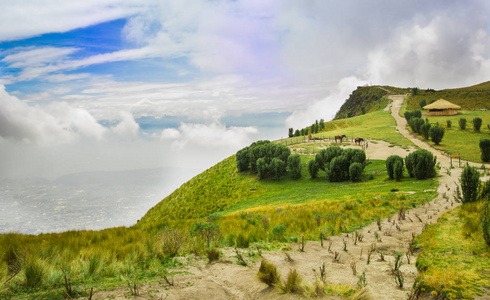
[1,0,490,180]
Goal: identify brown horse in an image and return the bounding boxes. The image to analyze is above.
[335,135,346,143]
[355,137,364,145]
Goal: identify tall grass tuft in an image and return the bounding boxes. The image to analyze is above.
[257,259,280,287]
[279,269,304,294]
[23,256,45,288]
[87,254,101,277]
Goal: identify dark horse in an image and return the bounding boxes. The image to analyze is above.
[355,137,364,145]
[335,134,347,143]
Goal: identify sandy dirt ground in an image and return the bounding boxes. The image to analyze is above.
[85,94,489,300]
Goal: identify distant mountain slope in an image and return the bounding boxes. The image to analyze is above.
[407,81,490,110]
[334,85,408,120]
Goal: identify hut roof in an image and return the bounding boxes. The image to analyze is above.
[423,99,461,110]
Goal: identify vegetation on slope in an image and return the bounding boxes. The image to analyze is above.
[407,81,490,110]
[406,110,490,162]
[334,85,408,120]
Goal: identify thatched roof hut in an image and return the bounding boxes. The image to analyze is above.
[423,99,461,116]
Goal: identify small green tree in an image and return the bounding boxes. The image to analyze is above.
[420,123,431,139]
[393,160,404,181]
[405,149,437,180]
[409,117,425,134]
[315,146,343,171]
[480,138,490,162]
[411,87,418,96]
[349,162,363,182]
[287,154,302,179]
[459,118,467,130]
[288,128,294,138]
[446,120,452,128]
[236,148,250,172]
[473,117,482,132]
[429,126,445,145]
[328,155,349,182]
[257,158,268,180]
[459,165,480,203]
[419,99,426,108]
[294,129,300,137]
[308,160,319,179]
[386,155,404,179]
[191,222,220,248]
[271,158,286,181]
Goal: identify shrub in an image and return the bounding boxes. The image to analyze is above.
[420,123,431,139]
[386,155,404,179]
[349,162,363,182]
[404,111,412,122]
[328,155,349,182]
[473,117,482,132]
[409,117,425,134]
[257,158,268,180]
[271,158,286,181]
[419,99,426,108]
[272,225,286,241]
[308,160,319,179]
[315,146,343,171]
[447,120,452,128]
[429,126,445,145]
[412,110,422,118]
[394,160,404,181]
[206,248,220,263]
[236,148,250,172]
[257,259,280,287]
[345,148,366,165]
[482,196,490,246]
[459,118,467,130]
[190,222,220,248]
[480,138,490,162]
[158,228,184,257]
[459,166,480,203]
[287,154,302,179]
[405,149,436,180]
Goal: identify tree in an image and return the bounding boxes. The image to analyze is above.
[191,222,220,248]
[236,147,250,172]
[420,123,431,139]
[308,160,319,179]
[419,99,427,108]
[271,158,286,181]
[446,120,452,128]
[328,155,349,182]
[257,158,268,180]
[458,165,480,203]
[409,117,424,134]
[459,118,467,130]
[349,162,363,182]
[429,126,445,145]
[405,149,437,180]
[288,128,294,138]
[319,119,325,131]
[411,87,419,96]
[386,155,404,179]
[287,154,302,179]
[294,129,300,137]
[473,117,482,132]
[393,160,404,181]
[480,138,490,162]
[315,146,343,171]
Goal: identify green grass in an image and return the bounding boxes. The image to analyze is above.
[407,110,490,162]
[282,110,415,148]
[415,203,490,299]
[407,81,490,110]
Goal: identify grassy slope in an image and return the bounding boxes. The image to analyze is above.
[283,109,415,148]
[407,110,490,163]
[407,81,490,110]
[415,203,490,299]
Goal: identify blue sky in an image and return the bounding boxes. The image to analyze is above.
[1,0,490,179]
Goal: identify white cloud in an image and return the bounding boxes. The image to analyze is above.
[161,121,259,150]
[285,76,367,129]
[111,111,140,137]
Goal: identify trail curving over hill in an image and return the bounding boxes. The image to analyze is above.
[90,95,474,300]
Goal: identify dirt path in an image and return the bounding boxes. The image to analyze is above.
[89,95,474,300]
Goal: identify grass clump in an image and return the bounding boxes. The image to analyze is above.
[257,259,280,287]
[279,269,304,294]
[23,256,46,288]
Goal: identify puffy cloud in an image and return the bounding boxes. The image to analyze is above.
[161,121,259,150]
[285,76,367,129]
[111,111,140,137]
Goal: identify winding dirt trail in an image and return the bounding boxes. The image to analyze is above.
[90,94,478,300]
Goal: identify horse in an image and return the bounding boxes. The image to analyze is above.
[355,137,364,145]
[335,135,346,143]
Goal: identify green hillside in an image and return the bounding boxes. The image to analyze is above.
[334,85,408,120]
[407,81,490,110]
